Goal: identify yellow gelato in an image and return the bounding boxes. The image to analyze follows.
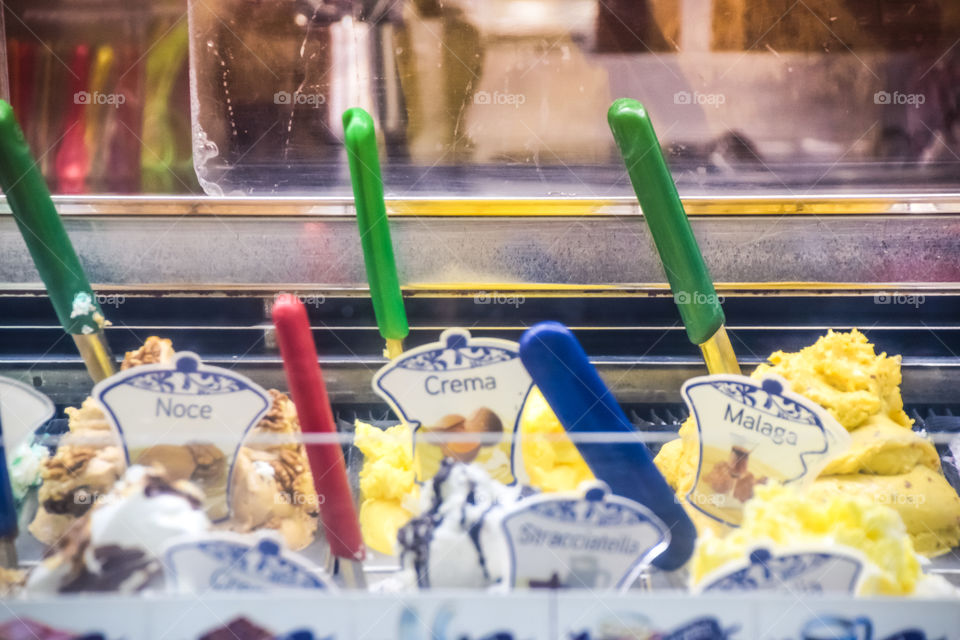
[807,466,960,556]
[691,484,923,596]
[655,329,960,556]
[519,387,594,492]
[753,329,911,430]
[354,421,419,555]
[354,387,592,555]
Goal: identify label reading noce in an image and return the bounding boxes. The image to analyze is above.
[500,481,670,591]
[93,352,272,521]
[697,545,865,595]
[684,374,850,527]
[373,328,533,484]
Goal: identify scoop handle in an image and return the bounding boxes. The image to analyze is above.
[607,98,724,345]
[342,108,408,344]
[519,321,696,570]
[272,295,365,561]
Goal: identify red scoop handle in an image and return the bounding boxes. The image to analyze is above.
[272,294,365,561]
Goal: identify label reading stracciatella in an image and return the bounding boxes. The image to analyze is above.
[500,482,670,591]
[373,328,533,484]
[684,374,850,527]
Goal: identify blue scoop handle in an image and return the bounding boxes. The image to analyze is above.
[0,413,18,538]
[519,321,696,570]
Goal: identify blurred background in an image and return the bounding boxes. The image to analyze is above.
[5,0,960,196]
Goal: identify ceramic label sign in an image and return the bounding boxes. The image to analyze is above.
[696,546,865,595]
[93,352,272,521]
[164,532,335,592]
[684,374,850,526]
[500,481,670,591]
[373,328,533,484]
[0,376,54,460]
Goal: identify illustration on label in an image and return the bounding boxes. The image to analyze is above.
[500,481,670,590]
[164,531,335,593]
[697,546,865,595]
[684,374,850,526]
[373,328,533,484]
[93,352,272,520]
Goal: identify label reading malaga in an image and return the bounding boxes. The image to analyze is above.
[684,374,850,527]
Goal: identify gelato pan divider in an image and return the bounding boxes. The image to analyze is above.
[0,100,115,382]
[607,98,740,375]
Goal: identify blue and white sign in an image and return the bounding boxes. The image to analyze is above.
[0,376,54,462]
[500,481,670,591]
[684,374,850,526]
[93,352,272,521]
[373,328,533,484]
[697,546,865,595]
[164,531,335,593]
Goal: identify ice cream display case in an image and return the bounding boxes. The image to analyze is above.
[2,1,960,639]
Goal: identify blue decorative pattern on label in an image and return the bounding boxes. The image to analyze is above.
[698,546,865,595]
[164,532,335,592]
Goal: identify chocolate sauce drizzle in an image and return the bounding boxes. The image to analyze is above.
[398,459,499,588]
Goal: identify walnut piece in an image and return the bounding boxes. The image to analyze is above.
[42,448,98,482]
[121,336,174,370]
[270,449,305,495]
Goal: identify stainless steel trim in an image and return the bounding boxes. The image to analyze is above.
[2,201,959,289]
[3,194,960,216]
